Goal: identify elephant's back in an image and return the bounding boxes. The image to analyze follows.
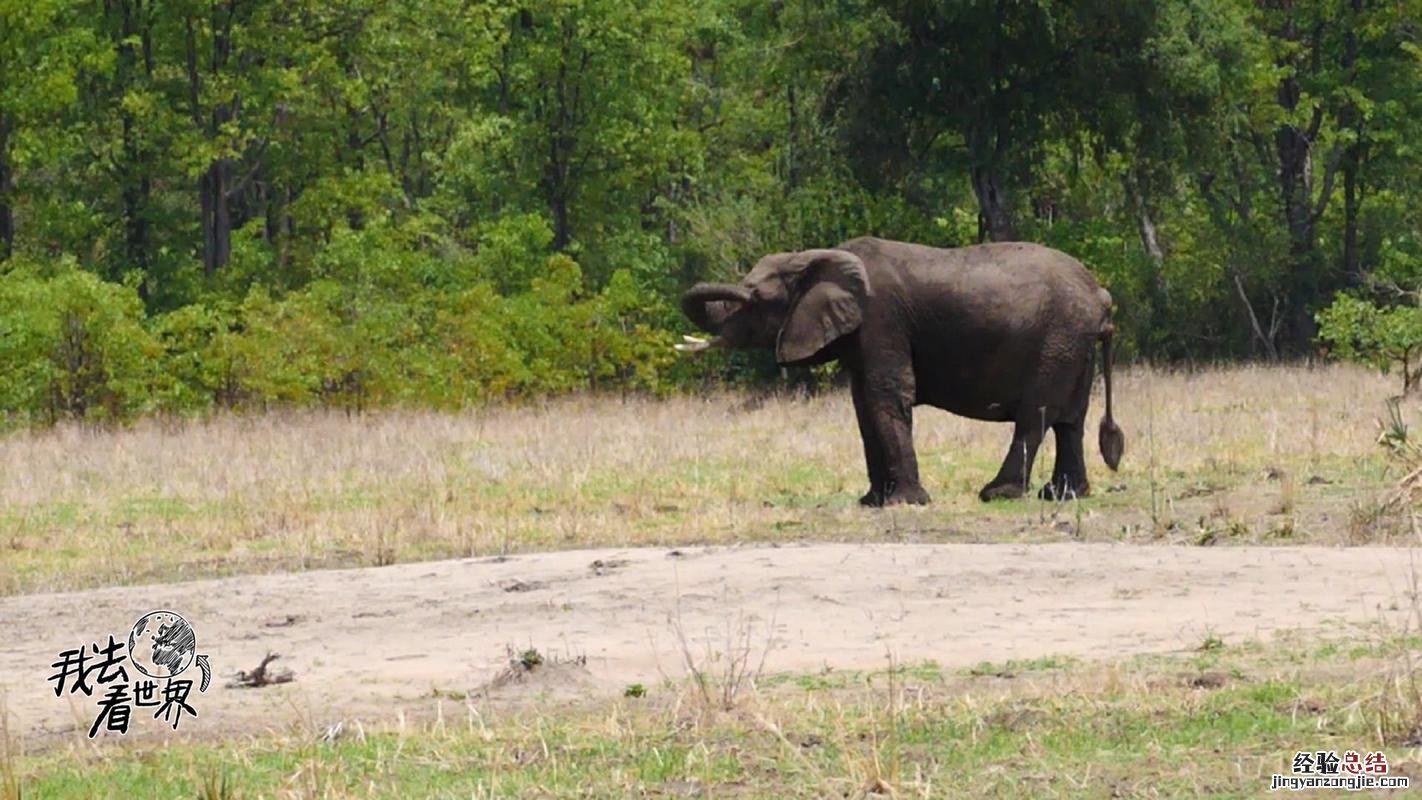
[843,238,1094,286]
[840,238,1107,328]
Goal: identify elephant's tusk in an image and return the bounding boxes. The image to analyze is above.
[673,334,720,353]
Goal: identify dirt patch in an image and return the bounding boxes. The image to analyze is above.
[0,542,1415,748]
[472,650,597,704]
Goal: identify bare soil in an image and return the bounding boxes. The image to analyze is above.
[1,542,1414,747]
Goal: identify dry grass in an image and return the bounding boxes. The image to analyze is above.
[0,363,1412,595]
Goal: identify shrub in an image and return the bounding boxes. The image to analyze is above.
[153,302,246,412]
[1316,293,1422,395]
[0,250,683,427]
[423,283,530,405]
[0,264,161,425]
[230,282,425,411]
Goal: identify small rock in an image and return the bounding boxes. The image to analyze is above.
[589,558,629,576]
[1187,671,1229,689]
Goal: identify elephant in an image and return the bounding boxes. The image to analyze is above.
[678,237,1124,506]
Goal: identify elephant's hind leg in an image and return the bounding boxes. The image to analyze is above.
[979,413,1047,501]
[1040,419,1090,500]
[1039,351,1095,500]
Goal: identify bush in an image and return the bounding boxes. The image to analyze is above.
[501,255,676,397]
[0,248,684,428]
[1316,293,1422,394]
[153,302,246,412]
[229,281,425,411]
[0,264,161,424]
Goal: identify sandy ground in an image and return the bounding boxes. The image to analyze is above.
[1,542,1417,747]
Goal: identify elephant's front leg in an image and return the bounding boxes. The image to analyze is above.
[850,374,888,505]
[851,371,930,507]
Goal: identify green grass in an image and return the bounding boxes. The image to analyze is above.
[967,654,1079,677]
[7,631,1419,799]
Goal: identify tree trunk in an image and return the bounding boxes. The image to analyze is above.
[120,110,150,278]
[548,181,571,251]
[539,17,584,252]
[264,180,293,269]
[113,0,151,287]
[970,165,1015,242]
[1342,154,1359,286]
[1124,170,1167,355]
[199,160,232,275]
[1233,273,1280,362]
[786,83,800,190]
[544,119,573,249]
[1123,170,1165,262]
[195,2,236,274]
[966,119,1017,242]
[1270,9,1326,354]
[0,112,12,260]
[1339,0,1363,288]
[1273,99,1317,352]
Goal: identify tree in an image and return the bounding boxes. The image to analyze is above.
[1246,0,1422,353]
[0,0,106,260]
[479,0,694,263]
[830,0,1090,242]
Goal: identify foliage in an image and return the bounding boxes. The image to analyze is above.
[3,0,1422,425]
[0,263,160,423]
[1316,293,1422,394]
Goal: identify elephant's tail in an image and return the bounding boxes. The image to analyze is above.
[1098,322,1125,471]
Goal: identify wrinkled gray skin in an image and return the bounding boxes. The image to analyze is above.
[681,237,1125,506]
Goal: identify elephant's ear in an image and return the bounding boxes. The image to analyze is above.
[775,250,870,365]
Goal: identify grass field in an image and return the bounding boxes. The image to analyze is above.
[0,364,1414,596]
[5,626,1421,799]
[4,363,1422,799]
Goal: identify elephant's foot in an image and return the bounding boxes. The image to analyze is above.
[885,484,931,506]
[860,483,931,507]
[1038,476,1090,501]
[978,480,1027,502]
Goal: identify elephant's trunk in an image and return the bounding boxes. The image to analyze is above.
[680,283,751,334]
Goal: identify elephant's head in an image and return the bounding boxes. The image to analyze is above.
[678,249,870,365]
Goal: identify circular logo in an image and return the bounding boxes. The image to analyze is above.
[127,610,198,679]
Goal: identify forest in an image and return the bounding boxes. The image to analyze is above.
[2,0,1422,424]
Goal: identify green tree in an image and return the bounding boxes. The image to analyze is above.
[0,0,107,260]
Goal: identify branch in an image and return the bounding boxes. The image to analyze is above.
[223,139,269,199]
[1233,272,1280,362]
[1305,103,1325,143]
[1309,144,1344,224]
